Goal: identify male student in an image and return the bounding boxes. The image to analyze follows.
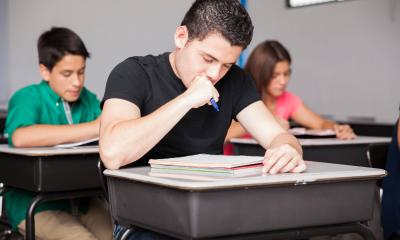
[382,116,400,240]
[4,27,112,240]
[100,0,306,238]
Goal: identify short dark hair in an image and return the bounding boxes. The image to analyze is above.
[245,40,291,95]
[37,27,90,71]
[181,0,253,49]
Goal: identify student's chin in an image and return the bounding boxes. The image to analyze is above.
[64,95,80,102]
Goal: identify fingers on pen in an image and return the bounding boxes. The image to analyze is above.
[206,86,219,105]
[213,89,220,102]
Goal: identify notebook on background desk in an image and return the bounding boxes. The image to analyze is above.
[53,137,99,148]
[289,128,336,139]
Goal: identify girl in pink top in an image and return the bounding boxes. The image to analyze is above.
[274,91,302,121]
[225,41,355,154]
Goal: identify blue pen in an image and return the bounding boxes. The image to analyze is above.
[210,98,219,112]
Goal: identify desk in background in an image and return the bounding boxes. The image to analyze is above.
[346,121,394,137]
[290,118,395,137]
[0,145,102,240]
[104,162,385,240]
[231,136,391,168]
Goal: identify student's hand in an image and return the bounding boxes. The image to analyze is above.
[182,75,219,109]
[275,116,290,130]
[263,144,306,174]
[333,124,356,140]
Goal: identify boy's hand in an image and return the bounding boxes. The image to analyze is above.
[263,144,306,174]
[182,75,219,109]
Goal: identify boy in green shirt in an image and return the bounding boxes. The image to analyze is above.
[4,27,112,240]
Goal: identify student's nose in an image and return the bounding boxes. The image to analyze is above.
[278,75,287,85]
[206,64,221,82]
[71,74,83,87]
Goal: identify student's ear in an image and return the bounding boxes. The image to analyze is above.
[174,26,189,49]
[39,64,51,82]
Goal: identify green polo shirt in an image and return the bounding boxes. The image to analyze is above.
[4,80,101,230]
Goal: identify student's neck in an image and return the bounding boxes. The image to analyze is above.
[169,52,180,79]
[262,94,277,112]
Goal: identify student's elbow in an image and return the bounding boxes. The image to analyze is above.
[100,143,142,170]
[100,146,124,170]
[11,133,29,148]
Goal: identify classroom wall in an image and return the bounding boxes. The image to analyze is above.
[1,0,399,122]
[0,0,9,108]
[2,0,192,108]
[248,0,400,123]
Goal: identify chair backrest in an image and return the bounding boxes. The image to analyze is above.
[367,143,390,188]
[0,185,24,240]
[367,143,390,170]
[97,159,109,201]
[0,183,10,226]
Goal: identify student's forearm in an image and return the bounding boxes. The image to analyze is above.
[100,94,192,169]
[268,132,303,156]
[224,121,246,143]
[320,120,336,130]
[11,120,99,147]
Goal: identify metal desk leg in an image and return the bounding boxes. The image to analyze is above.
[351,223,376,240]
[25,189,102,240]
[26,194,46,240]
[288,222,375,240]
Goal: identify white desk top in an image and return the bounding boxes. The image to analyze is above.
[230,136,391,146]
[0,144,99,156]
[104,161,386,191]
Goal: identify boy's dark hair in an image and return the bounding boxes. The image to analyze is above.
[37,27,90,71]
[245,40,291,95]
[181,0,253,49]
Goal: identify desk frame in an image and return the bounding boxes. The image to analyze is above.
[205,222,375,240]
[0,146,102,240]
[106,165,384,240]
[25,189,102,240]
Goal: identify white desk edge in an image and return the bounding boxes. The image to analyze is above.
[0,144,99,156]
[104,162,386,191]
[230,136,391,146]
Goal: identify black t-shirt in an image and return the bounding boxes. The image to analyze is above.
[102,52,260,165]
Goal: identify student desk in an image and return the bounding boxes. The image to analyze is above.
[0,145,102,240]
[230,136,391,168]
[104,162,385,240]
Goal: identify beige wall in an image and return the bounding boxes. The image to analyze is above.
[1,0,399,122]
